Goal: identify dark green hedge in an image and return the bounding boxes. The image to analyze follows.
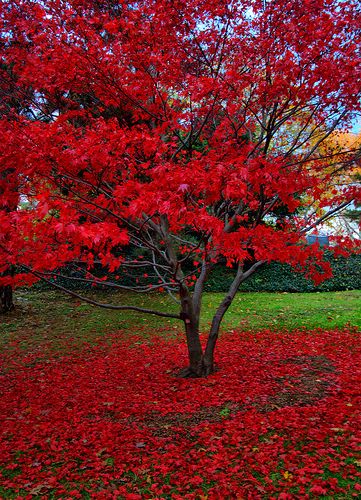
[205,254,361,293]
[32,253,361,293]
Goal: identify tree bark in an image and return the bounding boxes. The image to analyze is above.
[158,215,205,377]
[202,265,244,374]
[0,285,14,314]
[0,168,17,314]
[178,282,204,377]
[202,261,264,375]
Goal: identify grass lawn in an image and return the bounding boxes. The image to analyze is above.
[0,289,360,498]
[0,289,360,354]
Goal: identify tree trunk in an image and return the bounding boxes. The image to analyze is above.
[0,168,17,315]
[177,282,205,377]
[177,320,204,377]
[179,309,204,376]
[179,265,243,378]
[202,262,264,376]
[179,261,264,378]
[179,306,215,378]
[202,309,224,375]
[0,285,14,313]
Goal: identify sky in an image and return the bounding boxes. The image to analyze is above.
[351,115,361,134]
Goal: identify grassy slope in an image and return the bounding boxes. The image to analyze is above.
[0,290,360,354]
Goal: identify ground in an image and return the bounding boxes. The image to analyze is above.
[0,290,360,498]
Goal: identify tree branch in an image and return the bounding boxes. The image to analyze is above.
[23,268,181,319]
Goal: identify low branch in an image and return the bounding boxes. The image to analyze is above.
[35,270,177,293]
[24,268,181,320]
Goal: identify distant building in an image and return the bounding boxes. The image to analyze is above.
[306,234,330,246]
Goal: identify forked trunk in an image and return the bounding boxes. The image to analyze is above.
[0,285,14,314]
[180,261,263,377]
[178,276,237,377]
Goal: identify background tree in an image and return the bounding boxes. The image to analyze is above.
[0,0,360,375]
[0,168,16,313]
[314,130,361,238]
[0,54,32,312]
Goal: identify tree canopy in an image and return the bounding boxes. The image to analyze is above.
[0,0,360,374]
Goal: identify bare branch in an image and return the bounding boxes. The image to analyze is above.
[24,268,181,319]
[35,270,177,293]
[301,201,354,234]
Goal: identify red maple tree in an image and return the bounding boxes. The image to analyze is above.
[0,0,360,375]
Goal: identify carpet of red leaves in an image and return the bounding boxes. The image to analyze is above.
[1,328,361,499]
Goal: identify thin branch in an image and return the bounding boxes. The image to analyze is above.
[151,250,180,304]
[23,268,181,319]
[301,201,353,234]
[35,270,177,293]
[302,111,348,161]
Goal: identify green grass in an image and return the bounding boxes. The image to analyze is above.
[215,290,361,331]
[0,289,359,355]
